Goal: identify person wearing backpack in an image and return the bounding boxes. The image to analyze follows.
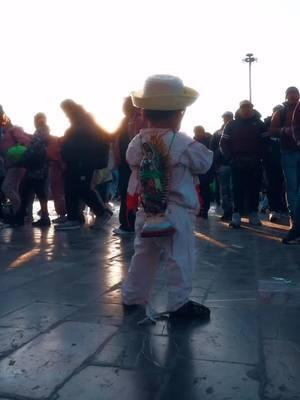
[13,113,51,227]
[56,100,111,231]
[0,105,31,224]
[269,87,300,243]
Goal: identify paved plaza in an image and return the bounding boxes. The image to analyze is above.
[0,205,299,400]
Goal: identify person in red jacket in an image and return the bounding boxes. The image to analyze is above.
[220,100,268,228]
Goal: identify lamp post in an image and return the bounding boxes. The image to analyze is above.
[243,53,257,102]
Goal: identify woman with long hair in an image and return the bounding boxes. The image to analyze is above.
[55,100,111,230]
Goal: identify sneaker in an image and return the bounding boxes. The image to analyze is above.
[249,212,262,226]
[55,220,81,231]
[229,212,241,228]
[282,228,300,244]
[113,227,134,236]
[269,211,281,223]
[32,217,51,228]
[52,216,68,224]
[90,211,112,230]
[220,213,232,222]
[170,300,211,320]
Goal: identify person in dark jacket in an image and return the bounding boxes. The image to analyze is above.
[194,126,213,218]
[220,100,268,228]
[15,113,51,227]
[56,100,111,231]
[210,111,234,221]
[269,87,300,243]
[263,105,286,223]
[289,100,300,242]
[112,97,144,235]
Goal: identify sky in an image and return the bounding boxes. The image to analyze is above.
[1,0,300,136]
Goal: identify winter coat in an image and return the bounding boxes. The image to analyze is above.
[270,102,299,152]
[220,112,268,166]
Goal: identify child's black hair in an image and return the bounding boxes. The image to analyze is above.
[144,110,180,122]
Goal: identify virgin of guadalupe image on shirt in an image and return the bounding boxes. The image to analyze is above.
[139,133,176,237]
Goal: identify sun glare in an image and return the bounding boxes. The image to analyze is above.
[1,0,299,137]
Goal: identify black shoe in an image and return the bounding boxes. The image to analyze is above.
[197,210,208,219]
[170,300,211,320]
[122,303,144,315]
[220,213,232,222]
[282,229,300,244]
[32,217,51,228]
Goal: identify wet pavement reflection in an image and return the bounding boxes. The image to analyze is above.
[0,204,300,399]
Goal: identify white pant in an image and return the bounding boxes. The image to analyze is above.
[122,204,195,312]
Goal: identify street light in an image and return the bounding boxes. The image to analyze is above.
[242,53,257,102]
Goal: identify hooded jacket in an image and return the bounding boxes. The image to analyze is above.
[220,111,268,163]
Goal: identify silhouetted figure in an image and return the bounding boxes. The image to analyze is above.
[57,100,111,231]
[221,100,268,228]
[113,97,144,235]
[210,111,234,221]
[263,105,286,222]
[194,126,213,219]
[270,87,300,243]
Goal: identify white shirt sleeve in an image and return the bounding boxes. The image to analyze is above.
[180,141,213,175]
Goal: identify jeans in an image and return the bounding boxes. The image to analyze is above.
[281,151,300,229]
[231,161,262,214]
[216,165,233,215]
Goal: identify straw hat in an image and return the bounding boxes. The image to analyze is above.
[131,75,199,110]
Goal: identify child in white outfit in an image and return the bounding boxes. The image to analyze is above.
[122,75,213,319]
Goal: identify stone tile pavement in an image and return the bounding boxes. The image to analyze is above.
[0,205,299,399]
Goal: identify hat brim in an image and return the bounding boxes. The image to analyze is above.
[131,86,198,110]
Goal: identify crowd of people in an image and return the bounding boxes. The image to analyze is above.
[193,86,300,244]
[0,85,300,245]
[1,74,300,320]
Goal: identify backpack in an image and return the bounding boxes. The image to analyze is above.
[19,140,47,169]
